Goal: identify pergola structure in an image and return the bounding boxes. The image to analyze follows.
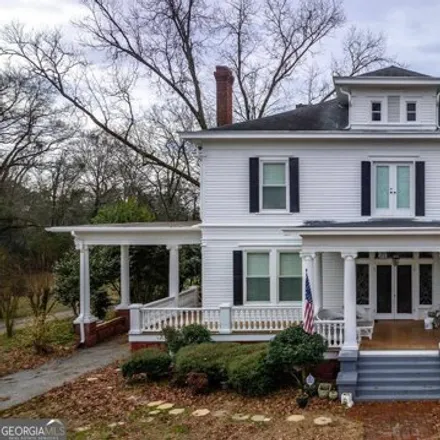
[47,221,201,346]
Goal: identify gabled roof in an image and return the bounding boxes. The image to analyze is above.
[209,99,348,132]
[356,65,431,78]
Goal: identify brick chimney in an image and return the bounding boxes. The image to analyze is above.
[214,66,234,126]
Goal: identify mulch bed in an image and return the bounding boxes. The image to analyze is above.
[2,363,440,439]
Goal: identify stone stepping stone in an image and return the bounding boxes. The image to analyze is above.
[86,377,99,382]
[157,403,174,410]
[140,417,154,423]
[232,414,250,421]
[287,415,305,423]
[314,416,332,426]
[169,408,185,415]
[212,410,228,418]
[147,401,165,407]
[74,426,90,432]
[251,415,270,422]
[192,409,210,417]
[148,410,161,415]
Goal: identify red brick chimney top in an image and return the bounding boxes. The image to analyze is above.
[214,66,234,127]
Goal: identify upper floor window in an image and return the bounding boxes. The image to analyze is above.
[261,161,288,210]
[371,101,382,121]
[374,162,413,217]
[406,102,417,122]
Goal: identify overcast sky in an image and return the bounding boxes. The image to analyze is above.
[1,0,439,76]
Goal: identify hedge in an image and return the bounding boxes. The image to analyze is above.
[227,347,274,396]
[174,342,268,385]
[121,348,171,380]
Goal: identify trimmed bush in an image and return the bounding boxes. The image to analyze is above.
[162,324,212,355]
[121,348,171,380]
[181,324,212,346]
[266,326,327,388]
[227,347,274,396]
[174,342,268,385]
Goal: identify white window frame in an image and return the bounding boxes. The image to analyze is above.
[277,251,303,304]
[406,101,417,122]
[259,159,289,212]
[372,162,415,218]
[371,100,384,122]
[244,250,271,304]
[243,249,302,306]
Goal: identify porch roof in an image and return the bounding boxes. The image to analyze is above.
[46,221,201,246]
[284,220,440,252]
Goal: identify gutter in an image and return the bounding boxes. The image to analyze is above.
[437,92,440,129]
[339,87,351,130]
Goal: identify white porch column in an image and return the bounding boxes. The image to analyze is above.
[167,245,180,299]
[313,252,323,314]
[73,240,96,324]
[116,245,130,309]
[342,252,358,351]
[300,252,315,321]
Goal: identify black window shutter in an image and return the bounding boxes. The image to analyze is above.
[289,157,300,213]
[361,161,371,216]
[233,250,243,305]
[416,161,425,216]
[249,157,259,213]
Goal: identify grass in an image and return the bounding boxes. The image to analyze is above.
[13,297,70,319]
[0,318,76,377]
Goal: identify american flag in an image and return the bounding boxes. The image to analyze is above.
[303,270,314,334]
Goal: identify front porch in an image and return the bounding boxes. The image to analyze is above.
[361,320,440,350]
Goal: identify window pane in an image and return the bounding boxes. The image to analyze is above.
[279,278,302,301]
[356,264,369,305]
[262,187,286,209]
[407,102,416,112]
[247,253,269,276]
[372,102,381,111]
[247,278,270,301]
[376,166,389,209]
[420,264,432,305]
[280,253,302,277]
[263,163,285,185]
[397,166,410,209]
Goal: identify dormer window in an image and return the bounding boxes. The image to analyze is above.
[406,102,417,121]
[371,102,382,121]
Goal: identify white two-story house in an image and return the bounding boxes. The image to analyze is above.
[50,65,440,401]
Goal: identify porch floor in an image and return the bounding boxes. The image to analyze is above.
[360,320,440,350]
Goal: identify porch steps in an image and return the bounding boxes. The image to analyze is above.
[356,352,440,401]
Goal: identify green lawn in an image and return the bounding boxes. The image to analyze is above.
[13,297,70,319]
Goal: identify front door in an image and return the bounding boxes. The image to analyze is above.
[376,264,413,319]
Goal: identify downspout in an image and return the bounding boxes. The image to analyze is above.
[71,231,85,345]
[436,91,440,129]
[340,87,352,130]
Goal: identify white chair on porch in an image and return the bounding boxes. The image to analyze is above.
[316,307,374,341]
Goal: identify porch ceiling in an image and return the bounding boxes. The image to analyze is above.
[46,221,201,246]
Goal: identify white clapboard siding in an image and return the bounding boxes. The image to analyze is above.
[350,88,437,129]
[202,141,440,225]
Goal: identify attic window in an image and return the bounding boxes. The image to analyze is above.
[406,102,417,122]
[371,102,382,121]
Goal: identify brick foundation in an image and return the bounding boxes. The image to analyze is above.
[74,321,97,347]
[130,342,166,352]
[75,316,128,347]
[115,308,130,332]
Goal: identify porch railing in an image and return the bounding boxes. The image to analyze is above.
[231,306,302,332]
[143,286,200,309]
[314,320,345,348]
[129,302,345,348]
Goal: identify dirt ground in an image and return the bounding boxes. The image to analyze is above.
[2,363,440,440]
